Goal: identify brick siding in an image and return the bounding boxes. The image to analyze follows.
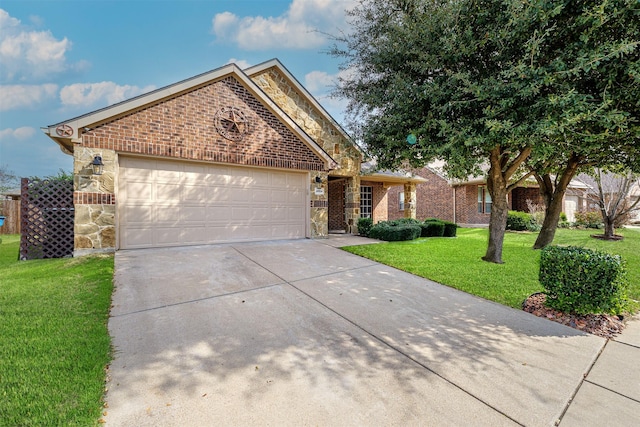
[388,168,455,222]
[81,76,325,171]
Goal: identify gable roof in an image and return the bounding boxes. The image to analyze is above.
[42,62,337,168]
[245,59,364,156]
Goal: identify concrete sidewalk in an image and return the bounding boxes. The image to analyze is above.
[104,236,639,426]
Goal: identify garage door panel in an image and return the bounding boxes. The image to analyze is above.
[122,205,153,223]
[182,206,207,222]
[183,185,206,202]
[119,157,308,249]
[125,181,153,201]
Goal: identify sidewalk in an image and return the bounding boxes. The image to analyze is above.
[560,315,640,426]
[325,234,640,426]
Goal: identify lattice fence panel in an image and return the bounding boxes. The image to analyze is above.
[20,178,74,260]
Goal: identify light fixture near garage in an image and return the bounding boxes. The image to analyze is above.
[315,176,322,184]
[91,155,104,175]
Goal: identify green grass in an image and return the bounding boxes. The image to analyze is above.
[344,227,640,311]
[0,235,114,426]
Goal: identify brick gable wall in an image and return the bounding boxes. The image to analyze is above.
[81,76,325,171]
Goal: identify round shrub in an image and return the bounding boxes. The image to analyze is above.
[421,220,445,237]
[369,221,421,241]
[442,221,458,237]
[506,211,536,231]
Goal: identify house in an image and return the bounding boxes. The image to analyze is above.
[388,165,589,225]
[43,59,423,255]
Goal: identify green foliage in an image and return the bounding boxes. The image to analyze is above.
[357,217,373,237]
[421,219,445,237]
[442,221,458,237]
[0,235,114,425]
[574,211,603,229]
[506,211,538,231]
[539,245,629,315]
[369,220,421,241]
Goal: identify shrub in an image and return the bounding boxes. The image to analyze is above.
[357,217,373,237]
[574,211,602,229]
[421,219,445,237]
[506,211,537,231]
[560,212,568,222]
[539,245,629,315]
[369,221,421,241]
[442,221,458,237]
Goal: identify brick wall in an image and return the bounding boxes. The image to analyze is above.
[82,76,325,172]
[511,187,543,212]
[388,168,455,222]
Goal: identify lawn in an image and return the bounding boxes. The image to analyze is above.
[0,235,114,426]
[343,227,640,312]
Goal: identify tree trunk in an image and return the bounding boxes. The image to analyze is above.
[603,216,615,239]
[482,151,509,264]
[533,154,582,249]
[534,193,565,249]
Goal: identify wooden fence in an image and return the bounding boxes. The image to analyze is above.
[0,198,20,234]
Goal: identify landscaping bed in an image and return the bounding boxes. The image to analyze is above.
[522,292,626,338]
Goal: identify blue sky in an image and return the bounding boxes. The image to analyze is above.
[0,0,356,180]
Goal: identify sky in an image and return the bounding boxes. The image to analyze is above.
[0,0,357,181]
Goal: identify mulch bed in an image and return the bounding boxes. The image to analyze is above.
[522,293,626,339]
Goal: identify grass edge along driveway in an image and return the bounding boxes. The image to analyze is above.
[343,227,640,312]
[0,235,114,426]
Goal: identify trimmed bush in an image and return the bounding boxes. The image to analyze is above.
[369,221,421,241]
[421,220,445,237]
[574,211,602,229]
[357,217,373,237]
[442,221,458,237]
[539,245,629,315]
[506,211,536,231]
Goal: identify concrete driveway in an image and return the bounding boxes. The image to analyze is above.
[105,237,607,426]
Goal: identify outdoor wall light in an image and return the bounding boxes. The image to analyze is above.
[91,155,104,175]
[315,176,322,183]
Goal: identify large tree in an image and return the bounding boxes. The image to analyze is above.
[331,0,640,262]
[525,0,640,249]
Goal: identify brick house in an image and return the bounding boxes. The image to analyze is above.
[43,59,422,255]
[388,165,588,225]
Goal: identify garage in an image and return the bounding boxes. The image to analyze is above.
[118,157,308,249]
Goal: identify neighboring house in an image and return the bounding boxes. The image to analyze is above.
[388,165,588,225]
[43,59,422,255]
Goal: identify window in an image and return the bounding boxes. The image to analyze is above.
[399,192,405,211]
[478,186,492,214]
[360,186,373,218]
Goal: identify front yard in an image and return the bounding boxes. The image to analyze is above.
[344,227,640,313]
[0,235,114,426]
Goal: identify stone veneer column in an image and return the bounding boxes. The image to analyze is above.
[310,172,328,238]
[73,147,117,255]
[404,183,417,219]
[345,175,361,234]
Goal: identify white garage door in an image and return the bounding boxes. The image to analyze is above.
[118,157,308,249]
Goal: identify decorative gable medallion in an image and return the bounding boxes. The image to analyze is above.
[214,106,249,141]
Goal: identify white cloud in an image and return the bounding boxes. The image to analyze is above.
[0,9,73,82]
[59,82,156,108]
[212,0,356,50]
[0,126,36,140]
[225,58,252,69]
[0,84,58,111]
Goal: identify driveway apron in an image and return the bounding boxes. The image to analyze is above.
[105,239,604,426]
